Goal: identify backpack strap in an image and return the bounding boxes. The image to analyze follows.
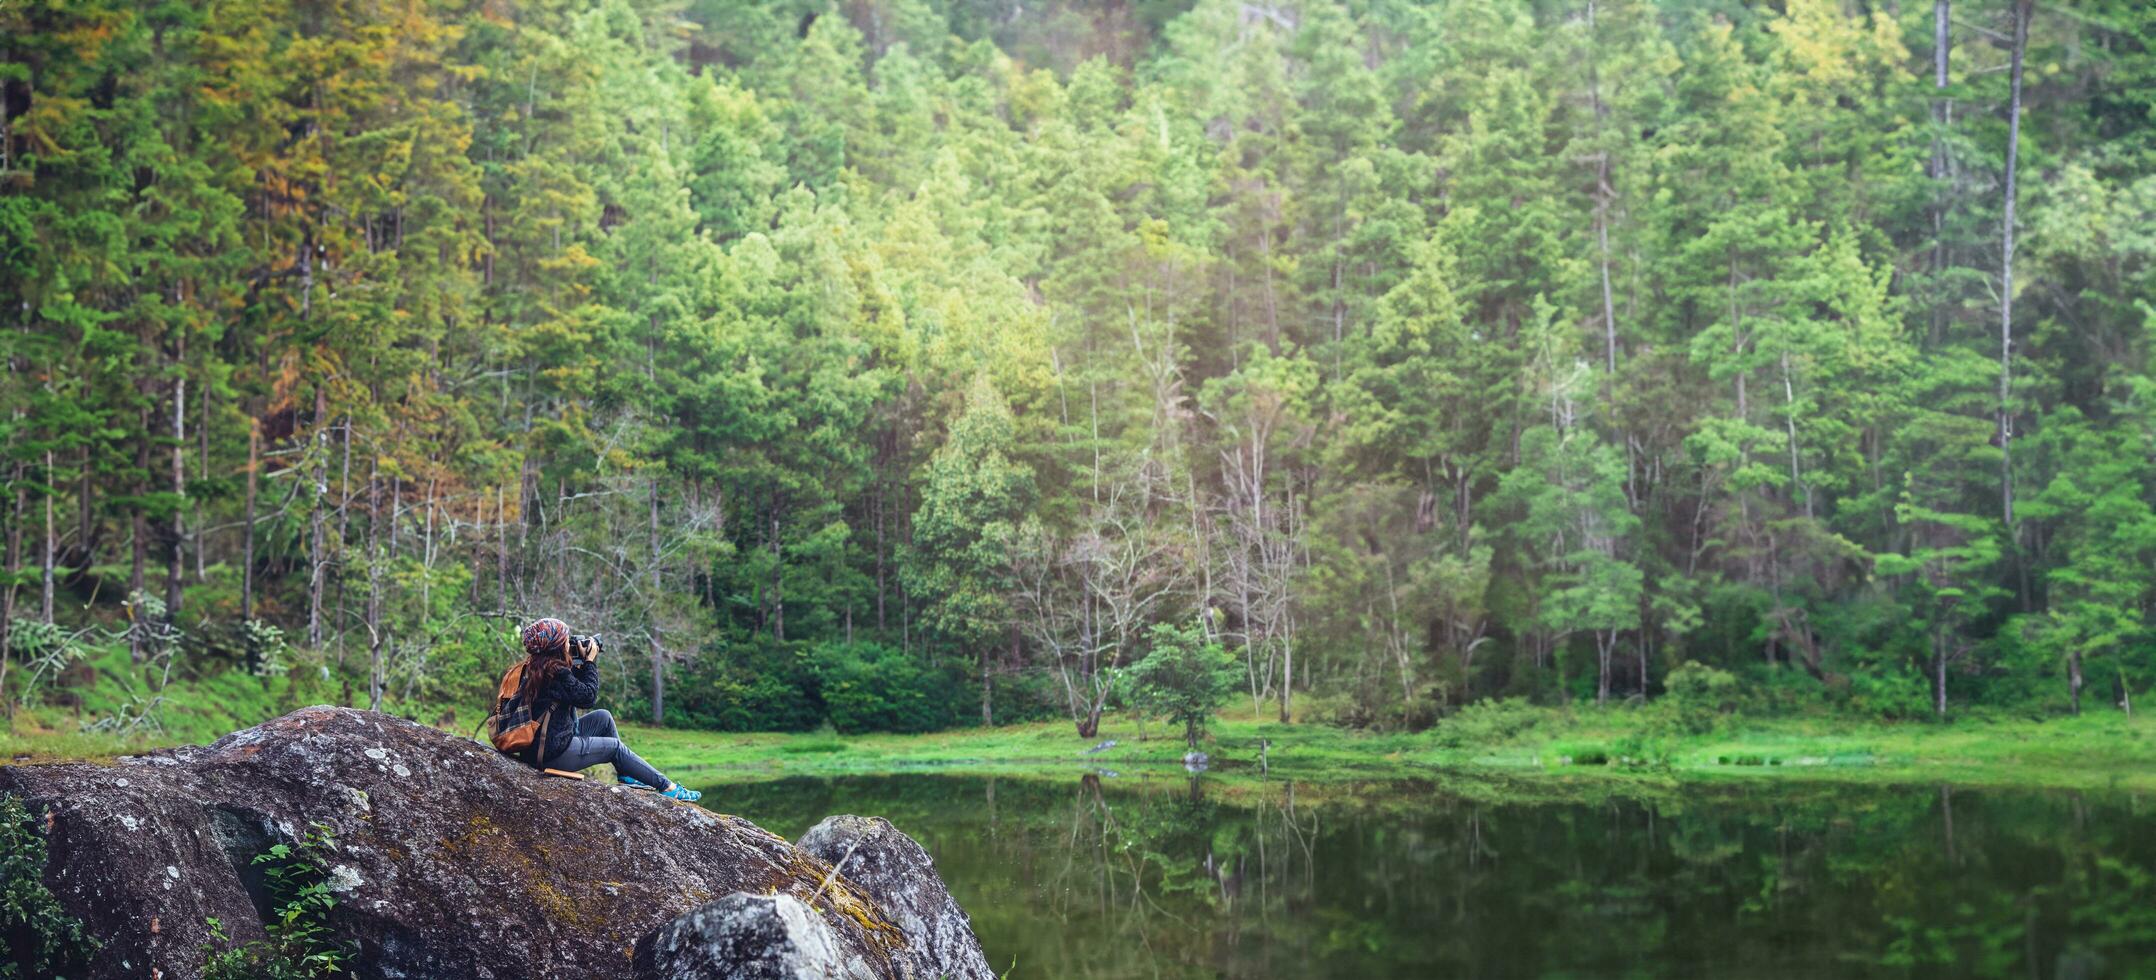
[528,703,553,769]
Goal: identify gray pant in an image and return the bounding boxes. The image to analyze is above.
[545,709,669,789]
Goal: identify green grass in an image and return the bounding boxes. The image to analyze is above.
[9,671,2151,795]
[621,704,2156,794]
[0,641,462,764]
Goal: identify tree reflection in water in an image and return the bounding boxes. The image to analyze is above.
[716,772,2156,979]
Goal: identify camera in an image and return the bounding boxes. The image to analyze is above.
[569,634,604,661]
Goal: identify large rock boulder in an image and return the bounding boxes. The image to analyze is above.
[0,706,986,980]
[633,893,874,980]
[799,815,995,980]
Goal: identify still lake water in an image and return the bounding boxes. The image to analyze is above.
[700,770,2156,979]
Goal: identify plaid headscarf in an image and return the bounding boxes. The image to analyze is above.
[522,617,569,658]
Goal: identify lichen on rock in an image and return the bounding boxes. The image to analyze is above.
[799,814,996,980]
[634,892,879,980]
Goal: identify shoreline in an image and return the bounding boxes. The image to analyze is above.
[626,708,2156,795]
[8,707,2148,795]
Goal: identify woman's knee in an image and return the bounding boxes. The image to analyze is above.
[583,708,616,735]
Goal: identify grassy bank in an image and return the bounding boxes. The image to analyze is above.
[9,691,2150,794]
[625,704,2156,794]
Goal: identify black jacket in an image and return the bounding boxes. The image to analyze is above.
[535,659,599,764]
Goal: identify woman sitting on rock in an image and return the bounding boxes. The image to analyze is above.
[508,617,701,802]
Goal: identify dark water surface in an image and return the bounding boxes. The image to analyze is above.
[697,770,2156,979]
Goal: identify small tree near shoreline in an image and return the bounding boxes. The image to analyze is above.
[1122,622,1240,750]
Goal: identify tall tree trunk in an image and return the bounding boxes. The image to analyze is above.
[1638,631,1649,699]
[495,484,507,613]
[1933,628,1949,718]
[1597,180,1618,376]
[76,444,92,567]
[131,407,148,661]
[769,501,784,643]
[334,416,351,666]
[2068,647,2082,715]
[2,464,23,706]
[1999,0,2031,527]
[196,373,208,580]
[1278,626,1293,724]
[1588,0,1618,378]
[167,345,186,618]
[1930,0,1951,347]
[874,473,886,632]
[241,421,259,627]
[387,475,400,561]
[306,389,327,649]
[1596,631,1613,707]
[421,478,435,626]
[366,465,383,711]
[650,477,664,725]
[982,628,1001,727]
[409,476,435,704]
[41,449,55,623]
[1781,351,1811,518]
[1189,469,1213,645]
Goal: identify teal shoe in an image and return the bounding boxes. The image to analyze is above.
[661,783,702,803]
[619,775,654,790]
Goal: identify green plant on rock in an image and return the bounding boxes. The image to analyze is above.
[0,794,99,978]
[202,822,353,980]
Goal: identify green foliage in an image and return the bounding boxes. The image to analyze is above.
[201,823,352,980]
[1429,698,1545,750]
[0,794,98,978]
[812,643,963,735]
[2,0,2152,746]
[669,642,826,733]
[5,623,88,711]
[243,621,293,680]
[986,671,1068,727]
[1120,623,1240,749]
[1663,662,1741,734]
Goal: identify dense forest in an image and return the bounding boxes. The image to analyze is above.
[2,0,2152,738]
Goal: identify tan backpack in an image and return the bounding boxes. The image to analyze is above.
[486,661,552,765]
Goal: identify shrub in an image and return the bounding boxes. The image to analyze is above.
[1844,667,1933,721]
[1295,692,1369,729]
[1611,732,1673,768]
[4,622,88,710]
[666,641,824,732]
[1553,742,1611,766]
[1664,661,1739,734]
[1430,698,1545,749]
[986,669,1063,726]
[811,643,963,735]
[719,669,825,732]
[1381,693,1442,733]
[0,794,99,978]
